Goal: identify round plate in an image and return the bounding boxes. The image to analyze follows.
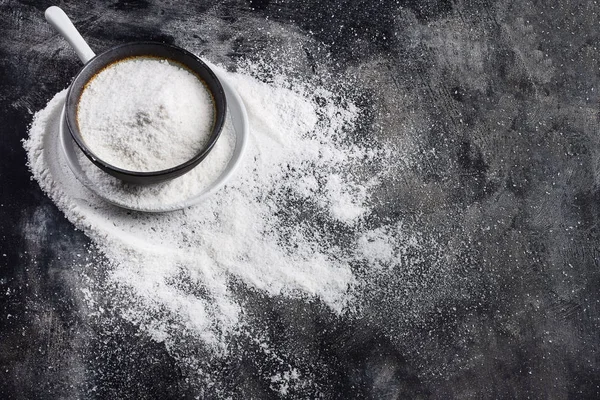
[59,70,248,212]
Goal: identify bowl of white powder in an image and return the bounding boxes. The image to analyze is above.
[64,42,227,184]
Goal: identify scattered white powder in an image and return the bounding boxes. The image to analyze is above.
[24,64,374,351]
[23,58,461,394]
[323,174,371,223]
[77,57,215,172]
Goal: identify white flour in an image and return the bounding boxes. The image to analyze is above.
[24,63,381,351]
[74,110,236,211]
[23,57,467,396]
[77,57,215,172]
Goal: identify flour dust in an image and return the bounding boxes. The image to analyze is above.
[25,61,379,347]
[24,53,456,393]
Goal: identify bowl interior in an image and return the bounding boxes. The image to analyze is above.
[65,42,227,184]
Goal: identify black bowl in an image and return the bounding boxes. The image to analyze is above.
[65,42,227,184]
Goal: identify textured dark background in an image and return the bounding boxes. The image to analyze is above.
[1,0,600,398]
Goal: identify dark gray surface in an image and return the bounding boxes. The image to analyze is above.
[1,0,600,398]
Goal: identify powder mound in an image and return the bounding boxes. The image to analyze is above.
[77,57,215,172]
[74,111,236,211]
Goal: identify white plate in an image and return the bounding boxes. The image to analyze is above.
[59,71,249,212]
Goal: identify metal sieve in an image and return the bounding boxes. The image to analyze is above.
[45,6,227,184]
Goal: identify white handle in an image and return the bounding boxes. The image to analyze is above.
[45,6,96,64]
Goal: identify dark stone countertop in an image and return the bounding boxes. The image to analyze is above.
[1,0,599,398]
